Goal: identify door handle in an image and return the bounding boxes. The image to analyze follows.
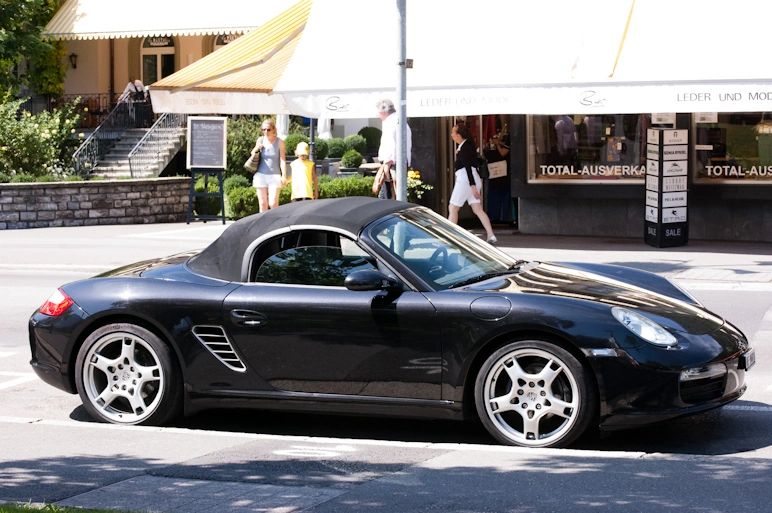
[230,309,268,327]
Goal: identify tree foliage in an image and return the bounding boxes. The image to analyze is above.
[0,0,62,95]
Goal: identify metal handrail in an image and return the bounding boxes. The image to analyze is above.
[128,113,188,177]
[72,99,132,176]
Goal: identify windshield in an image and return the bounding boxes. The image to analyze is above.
[367,208,518,290]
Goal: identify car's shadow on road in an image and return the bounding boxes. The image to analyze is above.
[74,398,768,456]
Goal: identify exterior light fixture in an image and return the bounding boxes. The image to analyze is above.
[69,53,78,69]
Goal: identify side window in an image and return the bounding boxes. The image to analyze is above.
[251,230,376,286]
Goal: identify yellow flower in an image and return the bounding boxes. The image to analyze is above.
[78,133,84,138]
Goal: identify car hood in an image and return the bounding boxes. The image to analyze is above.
[464,261,725,335]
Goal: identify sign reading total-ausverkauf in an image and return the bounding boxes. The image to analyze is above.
[187,116,228,169]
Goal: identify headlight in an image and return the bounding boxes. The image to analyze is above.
[611,307,677,347]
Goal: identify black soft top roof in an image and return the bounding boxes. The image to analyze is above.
[187,196,412,281]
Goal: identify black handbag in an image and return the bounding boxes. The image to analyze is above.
[476,155,489,179]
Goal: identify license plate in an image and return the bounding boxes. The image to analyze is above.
[740,348,756,371]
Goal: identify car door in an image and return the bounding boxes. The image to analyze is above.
[222,230,443,400]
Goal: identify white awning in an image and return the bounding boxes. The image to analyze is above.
[151,0,772,117]
[43,0,299,40]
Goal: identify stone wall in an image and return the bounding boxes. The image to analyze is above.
[0,177,190,230]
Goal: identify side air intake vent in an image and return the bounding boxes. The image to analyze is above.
[191,325,247,372]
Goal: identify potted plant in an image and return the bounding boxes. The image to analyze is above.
[339,149,363,176]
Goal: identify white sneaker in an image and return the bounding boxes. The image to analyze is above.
[487,236,498,245]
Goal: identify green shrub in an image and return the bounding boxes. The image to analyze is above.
[326,138,346,158]
[284,133,309,156]
[10,173,36,182]
[0,92,83,178]
[0,172,10,183]
[344,134,367,155]
[194,177,222,216]
[341,149,363,169]
[36,174,58,182]
[313,138,328,160]
[226,186,259,220]
[278,174,375,205]
[320,175,374,199]
[224,174,251,195]
[357,126,382,150]
[225,116,261,180]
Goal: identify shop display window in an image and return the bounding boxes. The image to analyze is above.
[527,114,650,183]
[693,112,772,184]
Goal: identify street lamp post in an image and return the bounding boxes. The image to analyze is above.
[396,0,407,201]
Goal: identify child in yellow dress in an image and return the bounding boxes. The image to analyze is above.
[289,141,318,201]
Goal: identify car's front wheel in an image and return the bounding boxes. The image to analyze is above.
[475,340,596,447]
[75,323,182,425]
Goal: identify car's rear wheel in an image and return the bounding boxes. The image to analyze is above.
[475,340,596,448]
[75,323,182,425]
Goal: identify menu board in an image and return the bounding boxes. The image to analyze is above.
[187,117,227,169]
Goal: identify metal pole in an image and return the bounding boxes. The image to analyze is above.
[309,118,316,162]
[396,0,407,201]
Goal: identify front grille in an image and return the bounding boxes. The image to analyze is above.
[680,375,726,403]
[191,325,247,372]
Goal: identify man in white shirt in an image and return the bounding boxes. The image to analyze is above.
[376,99,412,198]
[122,76,146,101]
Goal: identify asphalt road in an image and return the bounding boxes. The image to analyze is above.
[1,222,772,512]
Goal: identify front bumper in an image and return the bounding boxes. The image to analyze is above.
[587,324,751,429]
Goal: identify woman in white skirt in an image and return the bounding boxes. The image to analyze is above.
[251,118,287,212]
[448,123,497,244]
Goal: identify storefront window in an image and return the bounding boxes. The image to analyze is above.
[693,112,772,184]
[527,114,650,183]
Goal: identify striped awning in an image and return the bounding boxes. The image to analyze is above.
[151,0,310,94]
[43,0,299,40]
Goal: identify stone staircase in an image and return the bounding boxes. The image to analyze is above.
[90,129,150,178]
[90,127,185,179]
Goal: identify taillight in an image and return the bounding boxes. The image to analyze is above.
[39,288,74,316]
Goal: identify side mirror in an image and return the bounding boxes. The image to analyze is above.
[344,269,401,292]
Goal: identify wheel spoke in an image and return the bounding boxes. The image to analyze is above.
[535,358,562,386]
[120,337,137,364]
[545,397,576,418]
[127,389,148,415]
[502,356,528,383]
[88,352,119,374]
[96,387,120,410]
[522,414,540,440]
[489,393,516,414]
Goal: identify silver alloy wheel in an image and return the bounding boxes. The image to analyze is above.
[481,347,580,447]
[81,331,165,424]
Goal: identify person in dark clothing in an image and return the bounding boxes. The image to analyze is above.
[448,123,497,244]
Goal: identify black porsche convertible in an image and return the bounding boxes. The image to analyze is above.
[29,197,755,448]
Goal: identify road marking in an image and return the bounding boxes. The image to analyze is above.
[0,263,110,273]
[121,225,229,241]
[0,371,38,390]
[724,404,772,412]
[0,352,16,358]
[273,444,358,458]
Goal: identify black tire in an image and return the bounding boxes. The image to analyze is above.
[474,340,597,448]
[75,323,182,426]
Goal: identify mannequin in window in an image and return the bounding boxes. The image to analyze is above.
[554,115,578,166]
